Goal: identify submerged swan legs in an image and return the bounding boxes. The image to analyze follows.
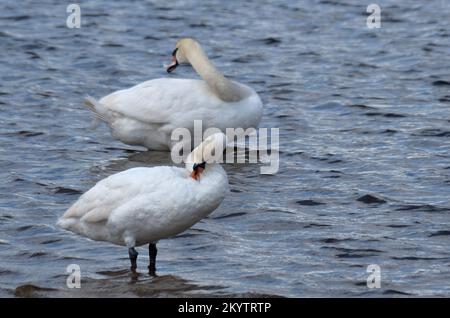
[128,247,138,272]
[148,243,157,276]
[128,245,157,275]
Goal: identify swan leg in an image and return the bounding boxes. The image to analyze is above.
[128,247,138,272]
[148,243,157,276]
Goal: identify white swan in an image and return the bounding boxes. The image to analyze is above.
[57,133,229,274]
[85,38,263,150]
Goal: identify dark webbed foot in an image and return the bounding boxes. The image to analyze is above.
[128,247,138,272]
[148,243,157,276]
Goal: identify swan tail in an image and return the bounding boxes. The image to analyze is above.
[84,96,108,122]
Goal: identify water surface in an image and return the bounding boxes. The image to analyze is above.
[0,0,450,297]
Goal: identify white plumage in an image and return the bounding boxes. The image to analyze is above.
[58,133,229,274]
[84,38,263,150]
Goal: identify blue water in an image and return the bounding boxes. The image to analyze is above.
[0,0,449,297]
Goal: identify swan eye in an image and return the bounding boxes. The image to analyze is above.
[172,48,178,57]
[193,162,206,171]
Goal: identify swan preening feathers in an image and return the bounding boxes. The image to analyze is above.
[58,133,229,274]
[85,38,263,150]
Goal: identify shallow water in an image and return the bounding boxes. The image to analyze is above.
[1,0,450,297]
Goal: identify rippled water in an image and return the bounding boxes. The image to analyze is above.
[1,0,450,297]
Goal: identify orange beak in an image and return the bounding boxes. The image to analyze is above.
[190,167,204,180]
[166,56,178,73]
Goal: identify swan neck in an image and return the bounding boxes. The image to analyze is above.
[186,46,242,102]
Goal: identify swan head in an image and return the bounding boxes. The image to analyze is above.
[185,132,227,180]
[190,161,206,181]
[166,38,201,73]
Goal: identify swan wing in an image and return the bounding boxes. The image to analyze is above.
[59,167,185,225]
[99,79,214,126]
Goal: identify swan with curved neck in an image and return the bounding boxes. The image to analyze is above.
[167,38,248,102]
[58,133,229,274]
[84,38,263,150]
